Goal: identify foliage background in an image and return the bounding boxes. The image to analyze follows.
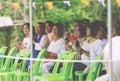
[0,0,119,47]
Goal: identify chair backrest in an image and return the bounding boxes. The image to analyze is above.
[0,46,7,68]
[20,49,30,72]
[33,49,47,75]
[52,51,76,78]
[2,47,17,70]
[85,54,103,81]
[0,46,7,55]
[11,49,30,71]
[51,51,70,74]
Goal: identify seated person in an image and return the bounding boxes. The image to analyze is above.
[42,23,66,74]
[15,23,30,50]
[33,22,49,58]
[26,22,49,69]
[95,21,120,81]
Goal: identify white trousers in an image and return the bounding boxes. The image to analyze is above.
[42,62,54,74]
[95,74,108,81]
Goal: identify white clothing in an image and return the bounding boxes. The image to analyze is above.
[22,37,30,49]
[42,38,66,74]
[42,62,54,74]
[81,40,93,52]
[47,32,53,42]
[34,34,49,51]
[48,38,66,56]
[95,74,108,81]
[104,36,120,60]
[72,38,85,50]
[81,39,95,65]
[90,38,107,60]
[103,36,120,81]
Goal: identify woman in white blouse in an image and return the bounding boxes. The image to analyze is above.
[15,23,30,50]
[42,23,66,74]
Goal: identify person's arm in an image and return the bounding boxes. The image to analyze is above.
[40,35,50,48]
[103,43,109,73]
[81,48,90,57]
[15,41,27,50]
[45,51,57,59]
[34,35,50,50]
[104,53,109,73]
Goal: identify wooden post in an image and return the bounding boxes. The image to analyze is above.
[6,27,11,51]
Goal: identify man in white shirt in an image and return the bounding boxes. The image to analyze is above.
[33,22,50,58]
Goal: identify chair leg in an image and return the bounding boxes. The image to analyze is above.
[17,76,22,81]
[5,75,9,81]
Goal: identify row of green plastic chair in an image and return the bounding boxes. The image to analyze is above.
[75,54,104,81]
[0,46,77,81]
[34,51,76,81]
[0,46,104,81]
[15,50,76,81]
[0,46,30,81]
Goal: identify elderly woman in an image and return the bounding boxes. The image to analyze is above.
[42,23,66,74]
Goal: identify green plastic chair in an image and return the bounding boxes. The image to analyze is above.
[34,51,76,81]
[0,46,7,68]
[15,49,47,81]
[0,49,30,81]
[75,54,103,81]
[0,47,17,72]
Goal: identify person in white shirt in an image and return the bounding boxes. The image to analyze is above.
[42,23,66,74]
[95,21,120,81]
[90,21,108,60]
[15,23,30,50]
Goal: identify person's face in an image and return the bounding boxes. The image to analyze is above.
[86,27,91,37]
[64,31,70,38]
[96,30,103,39]
[52,26,58,36]
[73,22,78,28]
[35,24,41,35]
[45,23,52,33]
[76,31,81,38]
[23,25,29,35]
[112,29,117,36]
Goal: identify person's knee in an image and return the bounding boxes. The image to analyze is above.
[42,64,47,70]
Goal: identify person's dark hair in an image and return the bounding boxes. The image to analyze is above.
[114,21,120,36]
[37,22,46,34]
[74,20,79,23]
[23,23,30,31]
[86,24,95,37]
[32,26,37,39]
[77,25,86,38]
[75,40,80,47]
[92,20,107,38]
[45,20,53,27]
[82,19,90,26]
[53,23,64,38]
